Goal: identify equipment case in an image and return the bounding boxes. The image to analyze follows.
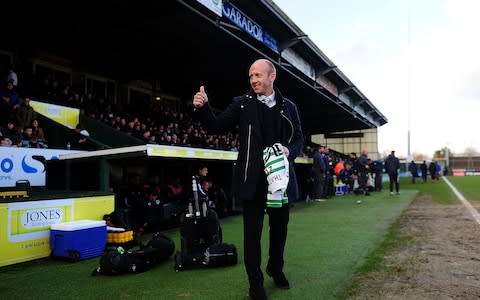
[50,220,107,261]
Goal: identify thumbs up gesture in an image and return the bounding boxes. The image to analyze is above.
[193,85,208,108]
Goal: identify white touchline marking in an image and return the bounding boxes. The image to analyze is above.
[443,176,480,225]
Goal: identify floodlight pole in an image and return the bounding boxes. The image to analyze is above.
[407,0,411,159]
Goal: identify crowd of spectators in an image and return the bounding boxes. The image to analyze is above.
[22,73,241,151]
[0,68,49,149]
[90,105,240,151]
[1,64,325,156]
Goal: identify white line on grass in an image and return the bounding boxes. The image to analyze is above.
[443,176,480,224]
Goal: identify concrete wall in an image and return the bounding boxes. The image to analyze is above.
[311,128,380,160]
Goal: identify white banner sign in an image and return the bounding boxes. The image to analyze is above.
[0,148,82,187]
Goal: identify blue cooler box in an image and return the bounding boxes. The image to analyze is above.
[50,220,107,261]
[335,184,348,195]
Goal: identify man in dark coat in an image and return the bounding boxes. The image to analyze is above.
[421,160,428,183]
[16,96,37,129]
[357,149,371,195]
[409,160,419,184]
[193,59,303,300]
[311,145,326,200]
[369,159,384,191]
[384,150,400,194]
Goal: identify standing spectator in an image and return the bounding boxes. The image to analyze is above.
[349,152,359,176]
[16,96,37,129]
[409,160,419,184]
[370,159,384,192]
[193,59,303,299]
[443,165,449,176]
[311,145,326,201]
[323,146,334,198]
[357,149,370,195]
[421,160,428,183]
[0,81,20,122]
[384,150,400,195]
[435,161,442,180]
[7,64,18,91]
[7,64,18,90]
[429,161,438,182]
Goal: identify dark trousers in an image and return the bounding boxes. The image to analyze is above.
[312,170,325,199]
[388,172,399,192]
[243,198,289,289]
[358,171,369,193]
[374,172,383,191]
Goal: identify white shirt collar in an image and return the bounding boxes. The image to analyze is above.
[257,91,276,108]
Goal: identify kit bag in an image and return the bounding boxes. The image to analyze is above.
[203,243,238,268]
[92,233,175,276]
[145,232,175,263]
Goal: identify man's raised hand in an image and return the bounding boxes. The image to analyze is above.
[193,85,208,108]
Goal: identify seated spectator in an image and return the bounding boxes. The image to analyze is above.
[0,136,12,147]
[31,119,47,144]
[68,90,84,107]
[0,120,17,139]
[10,134,22,147]
[30,135,46,148]
[70,124,90,150]
[58,84,71,104]
[21,127,34,147]
[334,158,345,182]
[338,162,354,193]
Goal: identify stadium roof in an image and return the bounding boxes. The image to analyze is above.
[7,0,387,135]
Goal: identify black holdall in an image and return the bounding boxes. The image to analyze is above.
[92,233,175,276]
[94,247,131,275]
[203,243,238,268]
[145,232,175,263]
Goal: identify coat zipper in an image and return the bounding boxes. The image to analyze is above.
[281,111,294,144]
[244,124,252,183]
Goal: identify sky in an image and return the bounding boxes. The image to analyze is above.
[273,0,480,158]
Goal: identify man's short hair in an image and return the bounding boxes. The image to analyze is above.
[147,187,158,195]
[255,58,276,74]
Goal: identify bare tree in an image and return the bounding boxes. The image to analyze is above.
[464,146,477,156]
[412,152,427,161]
[380,150,390,159]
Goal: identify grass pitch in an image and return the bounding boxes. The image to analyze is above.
[5,176,477,299]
